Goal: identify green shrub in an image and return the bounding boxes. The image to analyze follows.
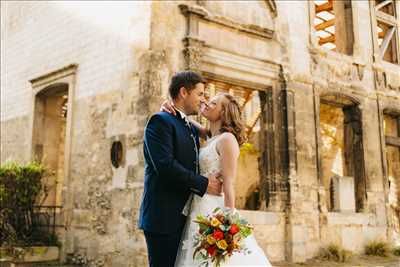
[364,240,390,257]
[392,246,400,256]
[0,161,57,247]
[318,244,353,262]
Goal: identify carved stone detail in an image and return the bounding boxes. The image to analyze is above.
[353,63,365,81]
[183,37,205,72]
[179,4,274,40]
[374,69,387,90]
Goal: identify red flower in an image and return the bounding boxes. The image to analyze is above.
[213,230,224,240]
[229,224,240,235]
[207,245,217,256]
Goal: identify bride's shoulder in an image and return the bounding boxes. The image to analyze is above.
[216,132,240,152]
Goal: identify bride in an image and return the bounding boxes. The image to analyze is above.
[163,93,272,267]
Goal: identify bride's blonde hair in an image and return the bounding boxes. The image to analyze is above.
[218,93,247,145]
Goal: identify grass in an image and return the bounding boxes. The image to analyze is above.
[364,240,390,257]
[318,244,353,262]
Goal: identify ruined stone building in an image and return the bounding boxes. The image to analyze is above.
[1,1,400,266]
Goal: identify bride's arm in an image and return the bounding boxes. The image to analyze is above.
[216,133,240,209]
[160,100,209,139]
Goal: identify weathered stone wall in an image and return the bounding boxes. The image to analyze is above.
[1,2,153,266]
[279,0,400,260]
[1,1,152,160]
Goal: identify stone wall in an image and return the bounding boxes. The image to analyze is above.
[1,2,153,266]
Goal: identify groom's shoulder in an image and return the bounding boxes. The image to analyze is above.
[148,111,176,125]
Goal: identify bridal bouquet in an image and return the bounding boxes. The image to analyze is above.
[192,207,253,267]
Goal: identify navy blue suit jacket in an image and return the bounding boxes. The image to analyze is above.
[138,111,208,234]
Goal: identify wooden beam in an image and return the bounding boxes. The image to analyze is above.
[319,35,335,45]
[376,11,397,26]
[316,1,333,13]
[379,26,395,58]
[246,110,261,136]
[241,90,253,109]
[385,135,400,147]
[378,31,385,38]
[375,0,393,11]
[315,18,335,31]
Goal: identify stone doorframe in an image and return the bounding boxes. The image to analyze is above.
[178,3,294,211]
[313,89,370,213]
[28,64,78,261]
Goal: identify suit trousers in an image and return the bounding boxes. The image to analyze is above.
[144,228,184,267]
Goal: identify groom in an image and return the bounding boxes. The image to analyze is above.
[138,71,222,267]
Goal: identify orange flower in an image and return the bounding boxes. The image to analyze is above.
[207,245,217,256]
[215,214,225,223]
[213,230,224,240]
[229,224,240,235]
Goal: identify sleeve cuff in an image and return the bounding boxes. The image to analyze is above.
[189,174,208,197]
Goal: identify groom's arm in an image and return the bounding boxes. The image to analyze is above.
[144,114,208,197]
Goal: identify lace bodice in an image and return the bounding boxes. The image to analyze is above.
[199,135,221,178]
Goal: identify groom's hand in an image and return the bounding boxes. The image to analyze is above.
[206,173,223,196]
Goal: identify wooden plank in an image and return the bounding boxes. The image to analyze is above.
[375,0,393,11]
[319,35,335,45]
[385,135,400,147]
[379,26,395,58]
[376,11,397,26]
[316,1,333,13]
[315,18,335,31]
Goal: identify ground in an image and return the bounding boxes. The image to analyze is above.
[274,255,400,267]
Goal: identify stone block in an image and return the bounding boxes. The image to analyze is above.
[238,210,282,225]
[341,226,364,252]
[326,212,375,226]
[331,175,356,212]
[71,209,91,228]
[265,243,286,262]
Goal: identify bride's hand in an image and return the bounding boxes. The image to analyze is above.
[160,100,176,115]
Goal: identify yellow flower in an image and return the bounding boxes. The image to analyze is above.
[216,240,228,250]
[211,217,221,227]
[206,234,216,245]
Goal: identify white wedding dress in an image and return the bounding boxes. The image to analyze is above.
[175,135,272,267]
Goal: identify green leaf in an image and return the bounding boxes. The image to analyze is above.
[212,207,221,213]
